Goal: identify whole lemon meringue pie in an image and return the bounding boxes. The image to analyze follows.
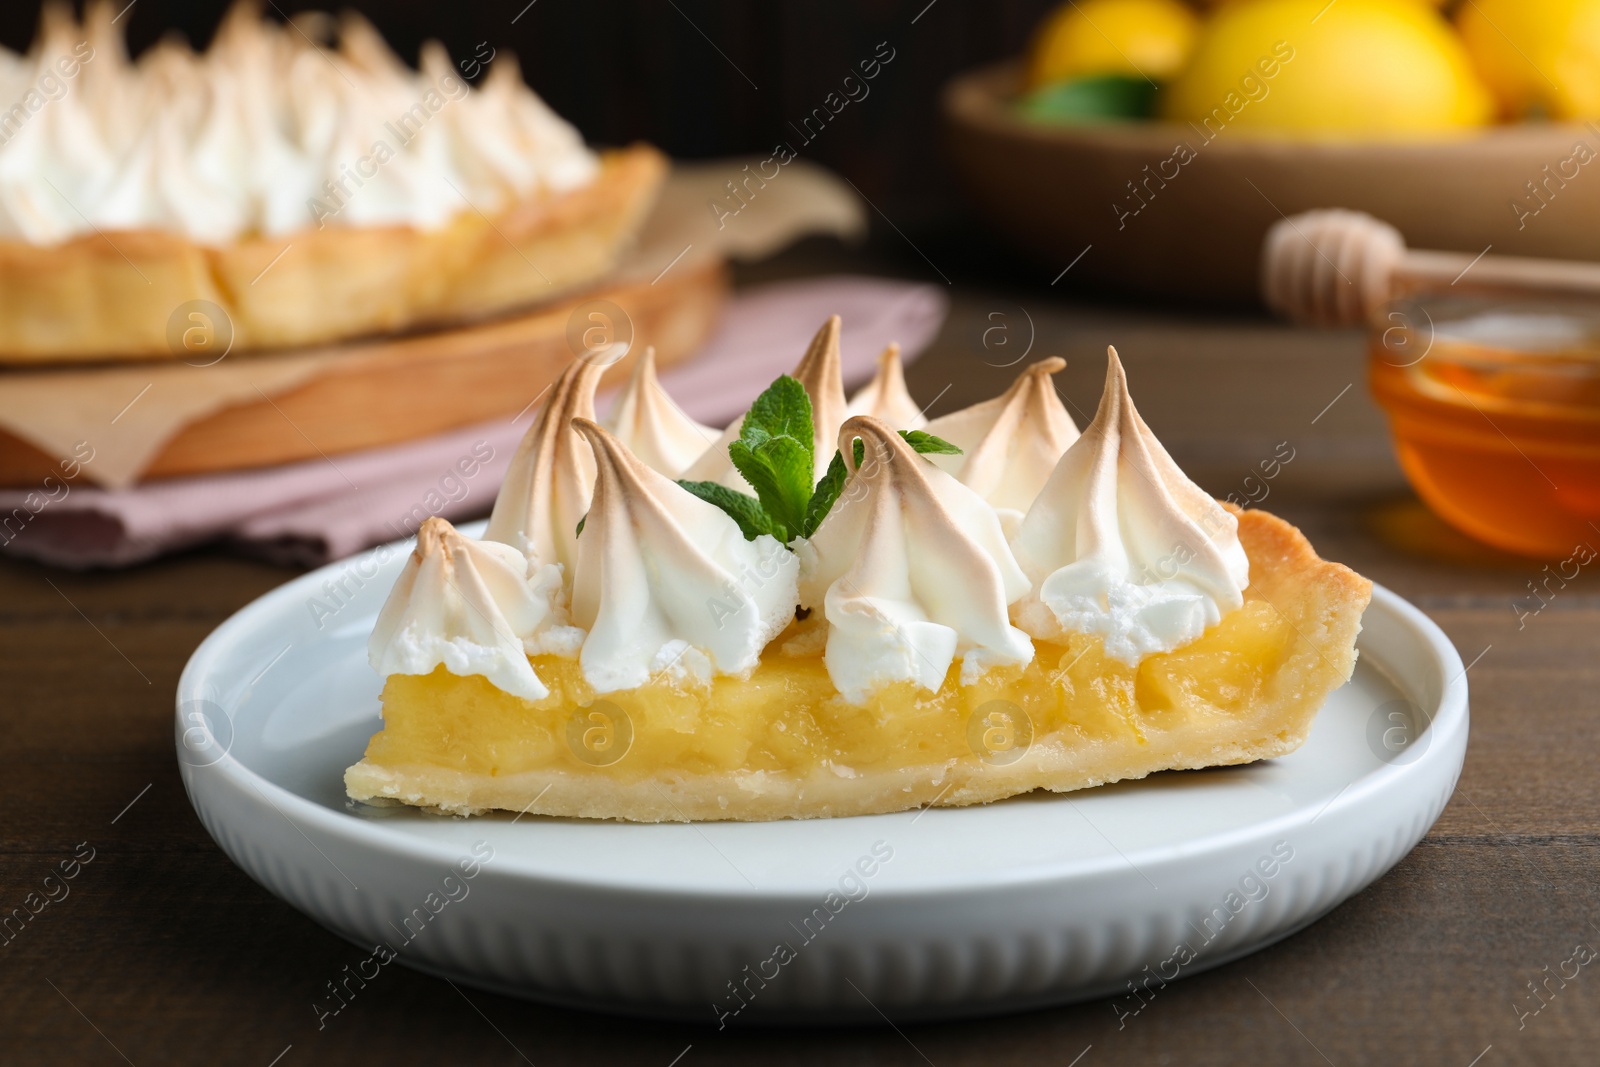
[346,321,1371,821]
[0,2,664,362]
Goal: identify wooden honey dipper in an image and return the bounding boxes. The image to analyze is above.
[1260,209,1600,327]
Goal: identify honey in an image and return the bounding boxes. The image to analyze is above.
[1369,300,1600,558]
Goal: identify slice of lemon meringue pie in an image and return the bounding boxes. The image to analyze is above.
[346,325,1371,821]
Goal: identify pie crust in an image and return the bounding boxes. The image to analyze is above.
[345,505,1373,821]
[0,144,666,364]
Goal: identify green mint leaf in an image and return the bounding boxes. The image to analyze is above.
[741,376,814,460]
[576,513,586,537]
[677,480,778,541]
[724,375,816,542]
[803,448,850,538]
[728,439,782,520]
[802,440,866,538]
[729,437,810,540]
[900,429,962,456]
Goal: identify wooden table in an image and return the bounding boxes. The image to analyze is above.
[4,243,1595,1066]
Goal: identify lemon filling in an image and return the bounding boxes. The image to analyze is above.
[362,599,1292,782]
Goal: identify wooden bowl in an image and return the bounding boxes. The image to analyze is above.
[943,62,1600,304]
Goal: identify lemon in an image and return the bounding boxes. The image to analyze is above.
[1191,0,1446,7]
[1025,0,1199,90]
[1160,0,1494,134]
[1458,0,1600,119]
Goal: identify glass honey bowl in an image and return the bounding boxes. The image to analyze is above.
[1369,296,1600,559]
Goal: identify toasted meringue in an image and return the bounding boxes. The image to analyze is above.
[569,419,800,694]
[923,358,1079,528]
[0,2,599,245]
[795,417,1034,702]
[1011,348,1250,663]
[485,359,602,573]
[846,343,926,428]
[368,517,578,703]
[683,315,851,489]
[603,347,719,479]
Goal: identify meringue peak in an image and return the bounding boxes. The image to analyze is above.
[604,346,719,479]
[1011,346,1250,663]
[793,315,849,468]
[369,517,574,702]
[796,416,1034,702]
[485,358,604,572]
[0,3,600,245]
[847,342,926,428]
[413,514,451,559]
[569,418,800,694]
[924,357,1078,522]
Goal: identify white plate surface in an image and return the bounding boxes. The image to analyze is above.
[176,525,1467,1024]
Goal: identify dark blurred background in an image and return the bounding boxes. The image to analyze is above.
[1,1,1055,232]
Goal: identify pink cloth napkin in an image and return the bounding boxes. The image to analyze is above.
[0,277,947,569]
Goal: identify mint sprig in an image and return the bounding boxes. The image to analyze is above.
[725,376,814,540]
[803,432,962,536]
[802,443,857,539]
[678,480,780,540]
[898,429,963,456]
[677,375,961,544]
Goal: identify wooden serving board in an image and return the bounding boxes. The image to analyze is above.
[0,258,726,487]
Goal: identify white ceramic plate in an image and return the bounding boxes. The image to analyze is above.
[176,524,1467,1024]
